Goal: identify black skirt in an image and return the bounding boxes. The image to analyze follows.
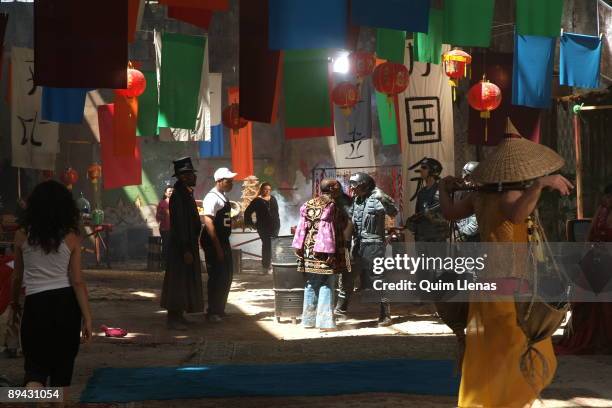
[20,286,82,386]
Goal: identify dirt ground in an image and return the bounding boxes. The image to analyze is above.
[2,259,612,408]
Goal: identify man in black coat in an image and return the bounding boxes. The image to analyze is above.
[161,157,204,330]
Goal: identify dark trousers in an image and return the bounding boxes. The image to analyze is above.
[338,242,390,317]
[258,229,272,268]
[160,230,170,266]
[336,265,355,313]
[205,244,234,315]
[20,287,82,387]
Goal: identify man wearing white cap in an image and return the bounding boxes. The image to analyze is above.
[200,167,237,322]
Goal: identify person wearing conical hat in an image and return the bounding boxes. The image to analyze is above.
[438,119,574,408]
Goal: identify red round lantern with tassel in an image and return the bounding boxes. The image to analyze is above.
[222,103,248,134]
[61,167,79,190]
[332,82,359,116]
[442,48,472,101]
[373,62,409,97]
[467,79,502,142]
[115,67,147,98]
[87,163,102,184]
[349,51,376,80]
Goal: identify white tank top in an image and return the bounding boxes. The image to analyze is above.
[22,239,72,296]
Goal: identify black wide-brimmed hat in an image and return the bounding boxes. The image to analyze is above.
[172,157,197,177]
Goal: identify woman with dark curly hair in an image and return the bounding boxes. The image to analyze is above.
[10,180,92,391]
[244,182,280,272]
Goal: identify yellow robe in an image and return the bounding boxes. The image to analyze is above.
[458,193,557,408]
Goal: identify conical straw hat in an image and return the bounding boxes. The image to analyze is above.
[505,117,520,136]
[471,119,565,184]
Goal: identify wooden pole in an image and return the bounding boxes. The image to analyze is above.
[573,114,583,219]
[576,104,612,111]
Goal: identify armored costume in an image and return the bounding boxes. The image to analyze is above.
[406,158,449,242]
[344,173,398,325]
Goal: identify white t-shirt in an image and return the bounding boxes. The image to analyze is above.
[22,240,71,296]
[202,187,228,217]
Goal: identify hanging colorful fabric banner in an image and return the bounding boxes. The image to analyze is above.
[240,0,282,123]
[159,0,229,11]
[209,73,222,126]
[33,0,127,88]
[128,0,145,43]
[600,0,612,83]
[334,75,373,146]
[11,48,58,170]
[516,0,564,38]
[334,75,375,169]
[157,32,206,130]
[198,125,224,158]
[560,33,602,89]
[268,0,347,50]
[376,91,399,146]
[398,41,454,220]
[167,6,213,29]
[512,33,556,109]
[376,29,406,64]
[468,51,541,146]
[351,0,430,32]
[136,70,158,136]
[443,0,494,48]
[41,87,89,124]
[157,34,211,142]
[99,104,142,190]
[113,95,138,157]
[284,50,334,139]
[228,87,254,180]
[414,7,444,64]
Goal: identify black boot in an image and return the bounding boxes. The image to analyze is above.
[378,302,393,327]
[335,296,350,316]
[167,310,187,330]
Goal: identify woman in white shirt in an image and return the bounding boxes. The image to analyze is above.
[10,180,92,391]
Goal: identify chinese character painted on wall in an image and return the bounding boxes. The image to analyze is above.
[406,97,441,144]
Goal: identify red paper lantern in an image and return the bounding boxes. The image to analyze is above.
[115,68,146,98]
[467,79,502,142]
[332,82,359,116]
[222,103,248,133]
[87,163,102,184]
[349,51,376,79]
[61,167,79,190]
[442,48,472,100]
[373,62,409,97]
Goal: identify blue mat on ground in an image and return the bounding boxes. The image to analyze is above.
[80,359,460,403]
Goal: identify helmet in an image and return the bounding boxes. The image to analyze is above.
[415,157,443,177]
[349,172,375,191]
[462,161,479,178]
